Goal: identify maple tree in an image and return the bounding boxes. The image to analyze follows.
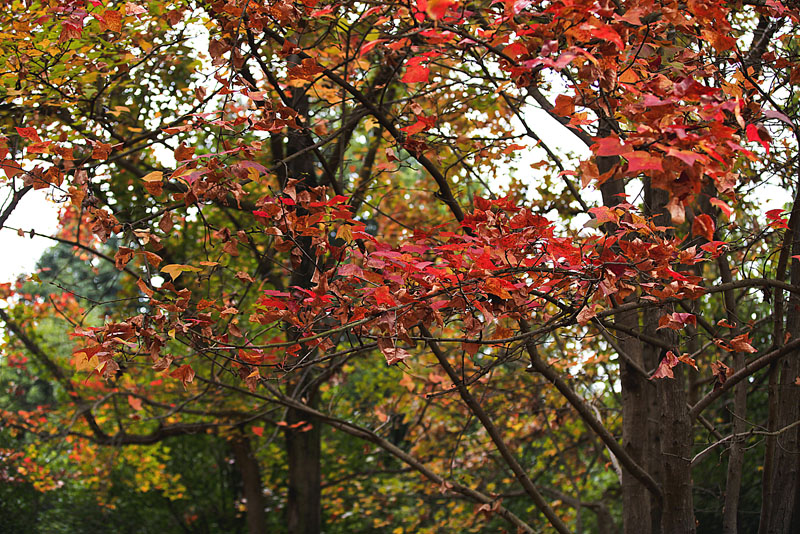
[2,0,800,532]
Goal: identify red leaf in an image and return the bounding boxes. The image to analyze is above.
[592,135,630,157]
[127,395,143,411]
[588,206,619,225]
[589,24,624,49]
[576,305,597,326]
[401,119,429,135]
[503,42,528,59]
[380,345,410,366]
[252,426,264,437]
[1,160,23,179]
[401,63,430,84]
[624,151,664,174]
[766,208,789,229]
[360,39,387,56]
[709,197,733,219]
[746,123,770,153]
[15,127,41,143]
[425,0,455,20]
[657,313,697,331]
[373,286,396,306]
[692,214,715,241]
[666,148,705,166]
[700,240,727,258]
[650,351,679,380]
[729,333,757,353]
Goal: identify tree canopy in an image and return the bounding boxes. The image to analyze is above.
[1,0,800,532]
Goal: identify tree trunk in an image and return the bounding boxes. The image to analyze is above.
[656,366,695,533]
[231,435,267,534]
[644,181,694,533]
[598,155,655,534]
[719,256,746,534]
[283,78,323,534]
[759,170,800,533]
[286,388,322,534]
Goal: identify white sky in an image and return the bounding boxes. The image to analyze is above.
[0,188,60,282]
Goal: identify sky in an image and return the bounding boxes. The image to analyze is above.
[0,187,60,282]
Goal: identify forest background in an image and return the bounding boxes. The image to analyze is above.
[1,1,800,533]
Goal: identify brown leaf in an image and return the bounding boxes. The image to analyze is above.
[729,333,757,353]
[133,252,156,269]
[159,212,174,233]
[91,141,112,160]
[170,364,195,389]
[115,247,134,270]
[235,271,255,283]
[174,143,196,162]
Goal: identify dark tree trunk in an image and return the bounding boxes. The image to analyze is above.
[598,152,656,534]
[618,310,652,534]
[283,78,323,534]
[644,181,695,534]
[759,166,800,533]
[286,388,322,534]
[231,435,267,534]
[719,256,746,534]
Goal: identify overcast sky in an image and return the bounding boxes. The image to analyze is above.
[0,189,59,282]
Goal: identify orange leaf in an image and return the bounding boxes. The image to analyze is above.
[729,333,757,353]
[170,364,195,389]
[484,277,512,300]
[692,214,715,241]
[101,9,123,32]
[160,263,202,281]
[91,141,113,160]
[552,94,574,116]
[425,0,455,20]
[141,171,163,183]
[127,395,143,411]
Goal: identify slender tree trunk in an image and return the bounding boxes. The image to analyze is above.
[282,78,323,534]
[719,256,746,534]
[641,307,664,534]
[231,435,267,534]
[286,388,322,534]
[656,365,695,533]
[598,152,655,534]
[759,307,800,532]
[644,181,694,533]
[759,160,800,533]
[597,153,655,534]
[618,309,652,534]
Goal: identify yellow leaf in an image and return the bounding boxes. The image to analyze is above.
[336,224,353,243]
[74,353,100,373]
[141,171,163,182]
[160,263,202,280]
[247,166,260,182]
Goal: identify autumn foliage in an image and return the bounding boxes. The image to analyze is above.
[2,0,800,533]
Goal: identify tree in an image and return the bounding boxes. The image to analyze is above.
[2,0,800,532]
